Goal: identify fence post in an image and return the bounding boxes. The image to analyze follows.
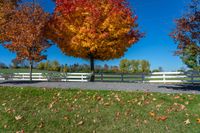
[101,73,103,81]
[121,73,124,82]
[163,73,166,84]
[142,73,145,83]
[81,74,84,81]
[191,71,194,84]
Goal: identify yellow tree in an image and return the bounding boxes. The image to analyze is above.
[47,0,143,81]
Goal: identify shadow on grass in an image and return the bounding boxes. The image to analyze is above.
[158,84,200,92]
[0,80,45,84]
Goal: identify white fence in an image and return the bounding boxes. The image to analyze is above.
[145,71,200,83]
[145,72,187,83]
[61,73,92,82]
[0,73,5,81]
[0,72,92,82]
[12,73,48,81]
[0,71,200,83]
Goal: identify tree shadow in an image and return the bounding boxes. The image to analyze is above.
[158,84,200,92]
[0,80,44,85]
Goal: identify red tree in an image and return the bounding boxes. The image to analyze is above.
[1,3,51,80]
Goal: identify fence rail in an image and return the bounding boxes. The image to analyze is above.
[0,71,200,83]
[0,72,92,82]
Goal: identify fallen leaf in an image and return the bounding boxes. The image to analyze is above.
[96,96,102,101]
[4,124,8,129]
[184,101,189,105]
[157,116,168,121]
[16,130,24,133]
[115,112,120,118]
[77,121,84,126]
[149,112,156,117]
[144,120,148,124]
[156,104,162,108]
[93,119,97,123]
[137,102,142,106]
[197,118,200,124]
[15,115,22,121]
[184,119,190,125]
[174,95,180,99]
[104,102,110,106]
[153,98,157,101]
[114,94,121,102]
[180,104,186,110]
[38,122,45,128]
[63,115,69,120]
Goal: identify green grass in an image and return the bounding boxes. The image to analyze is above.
[0,87,200,132]
[0,68,49,74]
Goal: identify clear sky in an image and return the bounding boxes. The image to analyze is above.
[0,0,191,71]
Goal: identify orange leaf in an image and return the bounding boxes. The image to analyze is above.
[197,118,200,124]
[157,116,168,121]
[174,95,180,99]
[149,112,156,117]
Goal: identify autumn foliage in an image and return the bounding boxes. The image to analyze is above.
[1,3,51,62]
[171,0,200,69]
[0,3,51,80]
[47,0,142,61]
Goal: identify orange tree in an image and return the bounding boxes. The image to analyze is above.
[1,3,51,81]
[47,0,143,81]
[0,0,21,42]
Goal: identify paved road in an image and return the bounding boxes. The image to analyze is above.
[0,81,200,94]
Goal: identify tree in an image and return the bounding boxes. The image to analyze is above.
[0,0,21,42]
[49,60,60,71]
[47,0,142,81]
[11,59,29,68]
[140,60,150,73]
[37,62,45,70]
[0,3,51,81]
[0,62,8,69]
[170,0,200,70]
[120,59,131,73]
[131,60,140,73]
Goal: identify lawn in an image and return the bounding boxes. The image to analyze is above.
[0,87,200,132]
[0,68,49,74]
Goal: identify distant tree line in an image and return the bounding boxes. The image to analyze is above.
[1,59,176,74]
[37,60,120,73]
[119,59,150,73]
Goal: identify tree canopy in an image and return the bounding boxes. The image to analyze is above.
[171,0,200,70]
[47,0,142,61]
[1,3,51,62]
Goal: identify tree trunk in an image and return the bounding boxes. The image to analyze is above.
[90,54,95,82]
[30,60,33,82]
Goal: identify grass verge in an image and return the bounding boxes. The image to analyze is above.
[0,87,200,132]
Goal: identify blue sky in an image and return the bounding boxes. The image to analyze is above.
[0,0,191,71]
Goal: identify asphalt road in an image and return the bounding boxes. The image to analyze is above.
[0,81,200,94]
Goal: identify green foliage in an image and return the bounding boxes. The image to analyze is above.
[119,59,131,73]
[140,60,150,73]
[180,45,200,71]
[49,60,60,71]
[38,60,61,72]
[37,62,45,70]
[131,60,140,73]
[120,59,150,73]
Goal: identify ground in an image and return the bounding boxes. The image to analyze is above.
[0,86,200,132]
[1,81,200,94]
